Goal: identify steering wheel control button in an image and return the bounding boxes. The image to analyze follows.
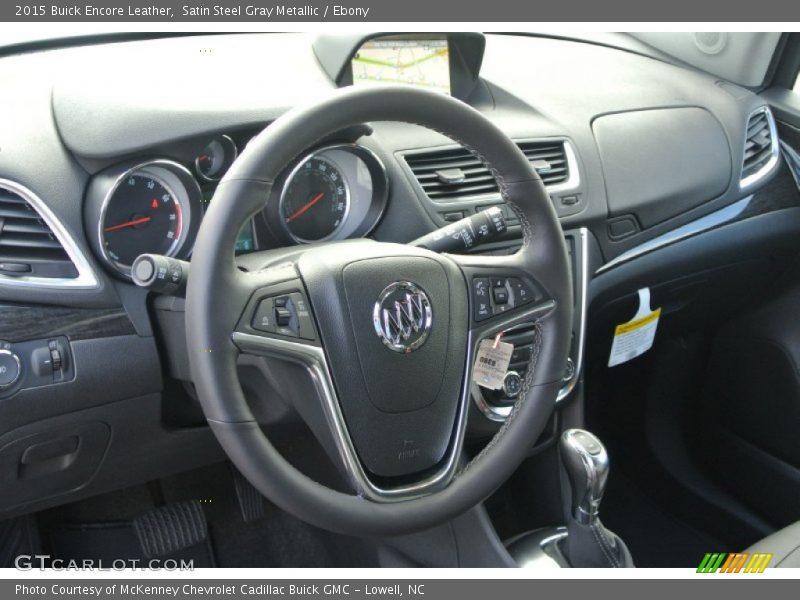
[502,371,523,399]
[289,292,316,340]
[493,287,509,305]
[509,277,535,305]
[0,348,22,389]
[249,291,316,341]
[472,278,491,321]
[473,275,543,322]
[274,306,292,327]
[252,297,276,333]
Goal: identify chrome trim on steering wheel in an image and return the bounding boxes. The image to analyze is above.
[233,296,555,502]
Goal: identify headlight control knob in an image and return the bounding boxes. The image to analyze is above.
[0,348,22,389]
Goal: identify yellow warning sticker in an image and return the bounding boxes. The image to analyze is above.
[614,309,661,336]
[608,288,661,367]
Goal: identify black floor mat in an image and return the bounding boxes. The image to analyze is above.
[601,473,723,568]
[37,461,377,568]
[47,505,215,568]
[159,463,376,568]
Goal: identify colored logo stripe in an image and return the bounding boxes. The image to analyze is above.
[698,552,773,573]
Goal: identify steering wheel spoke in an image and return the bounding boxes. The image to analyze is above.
[230,263,369,490]
[231,325,369,496]
[231,253,468,502]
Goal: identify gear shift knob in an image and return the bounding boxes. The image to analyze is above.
[559,429,609,525]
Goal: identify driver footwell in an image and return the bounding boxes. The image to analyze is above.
[31,462,379,568]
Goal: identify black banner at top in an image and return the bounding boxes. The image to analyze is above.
[2,0,800,22]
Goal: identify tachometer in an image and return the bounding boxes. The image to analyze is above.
[86,160,201,278]
[102,172,184,266]
[279,156,350,243]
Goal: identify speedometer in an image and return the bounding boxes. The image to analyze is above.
[279,156,350,243]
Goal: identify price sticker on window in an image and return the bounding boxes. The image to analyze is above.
[473,338,514,390]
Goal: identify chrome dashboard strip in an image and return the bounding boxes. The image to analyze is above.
[0,178,99,289]
[557,227,588,403]
[595,196,753,275]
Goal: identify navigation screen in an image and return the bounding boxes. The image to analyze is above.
[351,39,450,94]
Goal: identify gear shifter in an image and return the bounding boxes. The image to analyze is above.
[560,429,609,525]
[559,429,634,568]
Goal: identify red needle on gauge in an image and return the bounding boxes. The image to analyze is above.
[103,216,152,233]
[285,192,325,223]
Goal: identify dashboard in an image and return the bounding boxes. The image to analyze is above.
[0,31,797,518]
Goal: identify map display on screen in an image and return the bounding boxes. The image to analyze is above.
[351,39,450,94]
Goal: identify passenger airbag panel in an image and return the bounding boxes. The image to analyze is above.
[593,107,732,228]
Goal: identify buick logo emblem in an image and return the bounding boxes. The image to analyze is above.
[373,282,433,353]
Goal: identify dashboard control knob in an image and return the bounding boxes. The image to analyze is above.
[0,349,22,389]
[502,370,523,399]
[131,254,189,296]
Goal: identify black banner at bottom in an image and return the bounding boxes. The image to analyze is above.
[3,579,797,600]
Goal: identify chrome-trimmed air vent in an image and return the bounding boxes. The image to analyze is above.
[403,139,580,202]
[0,179,97,289]
[740,106,780,190]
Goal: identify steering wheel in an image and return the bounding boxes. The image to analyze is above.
[186,86,573,537]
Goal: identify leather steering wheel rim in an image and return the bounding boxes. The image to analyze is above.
[186,85,573,537]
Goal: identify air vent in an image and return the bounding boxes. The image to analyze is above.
[0,182,94,286]
[741,107,779,188]
[517,141,571,186]
[404,140,574,201]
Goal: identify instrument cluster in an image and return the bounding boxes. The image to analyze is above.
[84,135,388,280]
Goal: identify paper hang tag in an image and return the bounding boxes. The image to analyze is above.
[608,287,662,368]
[472,338,514,390]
